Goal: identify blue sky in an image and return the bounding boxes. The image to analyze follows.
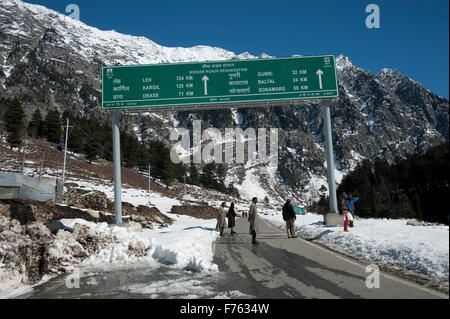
[25,0,449,97]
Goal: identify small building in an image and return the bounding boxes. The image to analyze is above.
[0,172,61,202]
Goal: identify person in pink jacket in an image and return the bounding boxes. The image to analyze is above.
[343,192,358,232]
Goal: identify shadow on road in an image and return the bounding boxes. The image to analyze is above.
[304,230,334,241]
[183,226,217,232]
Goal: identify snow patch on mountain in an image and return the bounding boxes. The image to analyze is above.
[1,0,250,69]
[234,168,271,201]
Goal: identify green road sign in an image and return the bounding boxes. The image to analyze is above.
[102,55,338,111]
[294,206,307,215]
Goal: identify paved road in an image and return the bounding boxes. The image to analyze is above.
[18,218,447,299]
[18,265,239,299]
[212,217,447,299]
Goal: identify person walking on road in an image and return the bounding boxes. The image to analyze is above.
[216,202,228,237]
[282,199,297,238]
[248,197,259,245]
[227,202,237,235]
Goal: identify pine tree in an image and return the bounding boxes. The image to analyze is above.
[149,140,176,185]
[337,143,449,224]
[188,164,200,185]
[85,138,100,163]
[217,163,227,181]
[122,134,141,168]
[38,114,46,137]
[27,109,43,138]
[227,182,240,198]
[99,125,113,161]
[4,98,24,148]
[201,163,216,188]
[6,130,22,149]
[68,125,84,153]
[45,110,62,143]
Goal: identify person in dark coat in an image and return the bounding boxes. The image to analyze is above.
[282,199,297,238]
[248,197,259,244]
[227,202,237,235]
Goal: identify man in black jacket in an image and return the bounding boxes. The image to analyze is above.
[282,199,297,238]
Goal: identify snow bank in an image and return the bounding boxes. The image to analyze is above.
[0,212,220,298]
[148,214,219,273]
[62,214,220,273]
[0,216,152,296]
[260,211,449,287]
[60,219,153,267]
[61,178,218,272]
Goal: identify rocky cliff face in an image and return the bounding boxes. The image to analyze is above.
[1,0,448,203]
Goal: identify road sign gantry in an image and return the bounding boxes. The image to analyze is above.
[102,55,338,111]
[103,55,340,224]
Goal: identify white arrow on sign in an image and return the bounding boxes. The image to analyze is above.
[316,69,324,90]
[202,75,209,95]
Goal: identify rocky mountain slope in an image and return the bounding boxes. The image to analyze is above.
[0,0,448,203]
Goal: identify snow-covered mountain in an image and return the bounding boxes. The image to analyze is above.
[0,0,448,204]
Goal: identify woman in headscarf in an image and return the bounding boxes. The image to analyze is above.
[227,202,237,235]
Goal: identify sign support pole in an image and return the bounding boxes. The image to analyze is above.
[111,110,123,224]
[322,100,338,214]
[62,118,70,189]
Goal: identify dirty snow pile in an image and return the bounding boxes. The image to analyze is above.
[260,211,449,290]
[59,214,220,274]
[0,211,220,298]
